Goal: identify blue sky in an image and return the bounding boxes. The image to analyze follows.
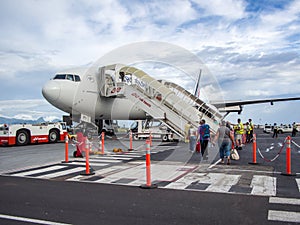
[0,0,299,125]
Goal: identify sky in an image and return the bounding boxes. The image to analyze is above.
[0,0,299,125]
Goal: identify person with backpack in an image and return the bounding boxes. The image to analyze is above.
[198,119,210,160]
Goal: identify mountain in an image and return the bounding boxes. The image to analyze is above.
[0,117,61,124]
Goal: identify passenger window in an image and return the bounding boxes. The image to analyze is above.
[66,74,74,81]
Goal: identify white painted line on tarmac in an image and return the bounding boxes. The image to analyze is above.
[97,156,133,160]
[251,175,276,196]
[121,153,143,157]
[268,210,300,223]
[37,167,85,179]
[0,213,71,225]
[88,159,122,163]
[70,162,108,167]
[208,159,221,169]
[206,173,240,193]
[296,178,300,192]
[269,197,300,205]
[164,173,205,190]
[11,165,67,177]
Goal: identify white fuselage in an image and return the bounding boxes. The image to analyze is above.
[42,68,146,122]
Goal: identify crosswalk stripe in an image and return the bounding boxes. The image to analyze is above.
[37,167,85,179]
[119,153,143,157]
[11,166,66,177]
[251,175,276,196]
[268,210,300,223]
[270,197,300,205]
[97,156,133,160]
[268,197,300,223]
[86,159,122,163]
[206,174,240,193]
[70,162,108,167]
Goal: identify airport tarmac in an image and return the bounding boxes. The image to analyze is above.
[0,129,300,224]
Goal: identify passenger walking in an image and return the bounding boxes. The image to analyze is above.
[187,124,197,153]
[292,122,297,137]
[213,121,235,165]
[198,119,210,160]
[184,122,191,143]
[272,123,278,138]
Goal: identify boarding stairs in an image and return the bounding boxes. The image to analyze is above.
[102,65,223,138]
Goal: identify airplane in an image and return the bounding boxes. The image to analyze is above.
[42,63,300,137]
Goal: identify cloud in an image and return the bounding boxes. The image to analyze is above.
[0,0,299,124]
[192,0,246,19]
[0,99,64,120]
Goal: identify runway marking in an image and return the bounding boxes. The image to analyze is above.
[11,165,66,177]
[37,167,85,179]
[0,213,71,225]
[251,175,276,196]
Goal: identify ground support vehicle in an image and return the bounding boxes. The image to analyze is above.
[277,124,293,134]
[129,120,179,142]
[0,122,67,146]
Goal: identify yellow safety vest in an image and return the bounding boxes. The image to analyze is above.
[237,122,244,134]
[249,122,254,131]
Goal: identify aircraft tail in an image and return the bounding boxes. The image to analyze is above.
[194,70,201,98]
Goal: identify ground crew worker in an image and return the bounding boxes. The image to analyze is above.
[235,118,244,149]
[292,122,297,137]
[272,123,278,138]
[245,122,251,143]
[249,119,254,142]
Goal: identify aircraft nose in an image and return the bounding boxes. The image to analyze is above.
[42,80,61,102]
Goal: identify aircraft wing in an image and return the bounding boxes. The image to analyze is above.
[211,97,300,114]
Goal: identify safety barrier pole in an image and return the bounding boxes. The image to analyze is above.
[128,131,134,151]
[140,140,157,189]
[101,131,105,154]
[81,139,95,176]
[249,134,259,165]
[62,134,70,163]
[282,136,295,176]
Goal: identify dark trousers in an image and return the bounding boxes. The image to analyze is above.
[292,129,297,137]
[201,140,209,158]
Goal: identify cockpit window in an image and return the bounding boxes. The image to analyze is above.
[66,74,74,81]
[53,74,81,82]
[74,75,81,82]
[53,74,66,80]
